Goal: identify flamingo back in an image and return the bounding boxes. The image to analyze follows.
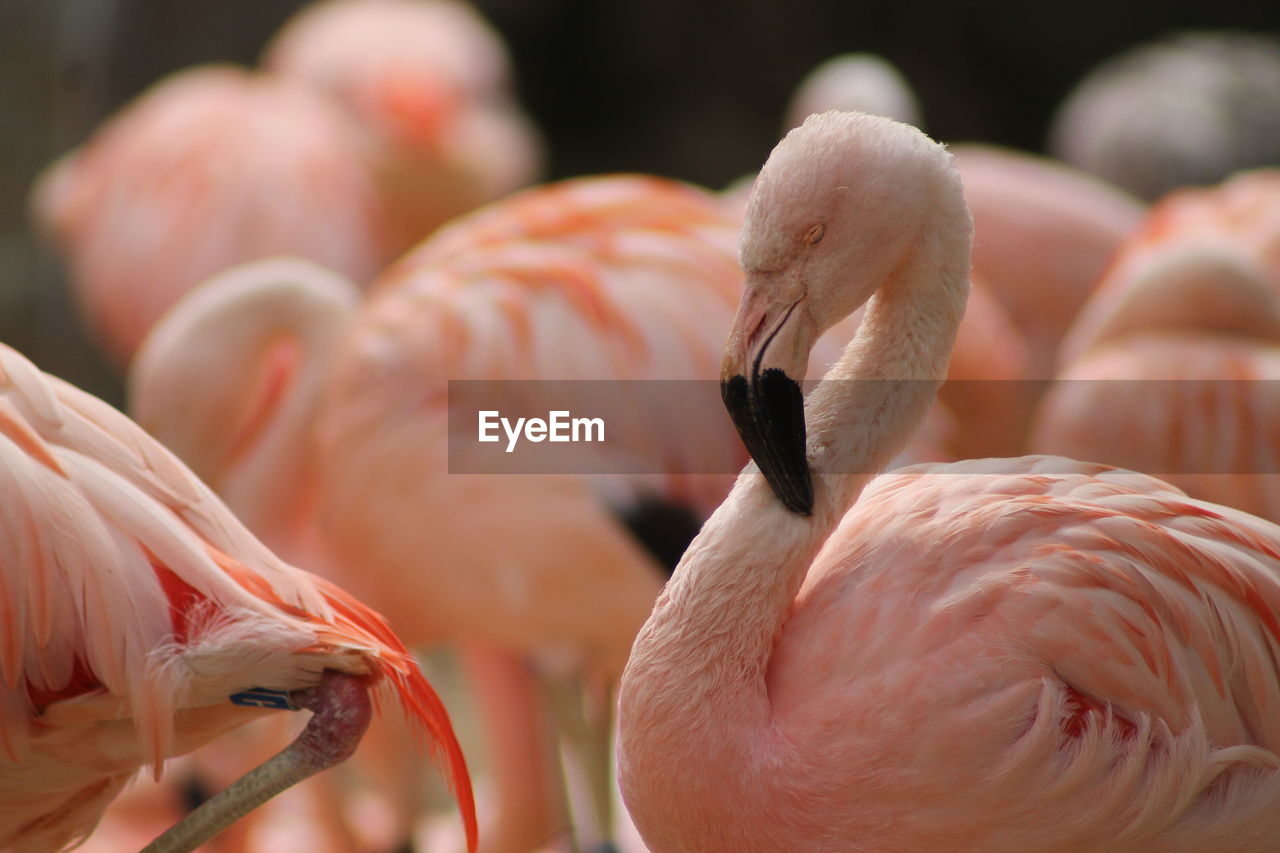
[331,174,745,506]
[29,66,387,367]
[765,457,1280,850]
[952,144,1145,375]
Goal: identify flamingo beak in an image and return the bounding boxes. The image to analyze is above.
[720,286,814,515]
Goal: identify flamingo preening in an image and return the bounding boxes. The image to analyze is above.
[618,110,1280,852]
[0,340,475,852]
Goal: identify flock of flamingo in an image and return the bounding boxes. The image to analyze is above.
[8,0,1280,850]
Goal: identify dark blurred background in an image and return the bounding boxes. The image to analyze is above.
[2,0,1279,403]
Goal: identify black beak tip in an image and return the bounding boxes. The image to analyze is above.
[781,482,814,516]
[721,371,813,517]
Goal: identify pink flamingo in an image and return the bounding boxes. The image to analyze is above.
[0,340,475,851]
[729,63,1033,459]
[319,173,749,852]
[129,175,748,851]
[951,143,1146,378]
[1031,243,1280,522]
[29,66,389,369]
[261,0,543,253]
[1049,31,1280,202]
[784,53,923,130]
[618,110,1280,851]
[1056,168,1280,371]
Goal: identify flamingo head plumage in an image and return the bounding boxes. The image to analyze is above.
[722,110,962,517]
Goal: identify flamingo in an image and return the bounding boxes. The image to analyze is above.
[1055,168,1280,372]
[33,0,539,373]
[0,338,476,852]
[314,173,750,852]
[129,257,360,573]
[129,175,749,851]
[29,65,389,369]
[1049,31,1280,202]
[783,53,923,131]
[261,0,543,253]
[1030,243,1280,523]
[617,110,1280,852]
[951,143,1146,378]
[728,61,1038,459]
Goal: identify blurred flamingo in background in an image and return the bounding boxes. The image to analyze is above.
[1049,31,1280,202]
[131,174,748,851]
[1056,168,1280,371]
[783,52,923,131]
[29,66,388,369]
[32,0,540,372]
[315,173,750,853]
[621,110,1280,853]
[951,144,1146,378]
[1032,243,1280,521]
[1027,164,1280,519]
[0,339,475,852]
[262,0,543,253]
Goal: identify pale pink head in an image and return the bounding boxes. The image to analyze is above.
[264,0,528,153]
[785,53,923,131]
[723,110,970,511]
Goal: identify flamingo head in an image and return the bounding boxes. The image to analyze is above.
[360,68,462,153]
[722,110,962,515]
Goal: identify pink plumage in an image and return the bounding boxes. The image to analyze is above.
[953,143,1146,376]
[262,0,543,253]
[619,110,1280,852]
[0,341,475,851]
[318,173,745,668]
[29,66,389,369]
[128,174,749,849]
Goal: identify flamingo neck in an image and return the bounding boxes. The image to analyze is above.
[220,304,349,560]
[619,194,969,831]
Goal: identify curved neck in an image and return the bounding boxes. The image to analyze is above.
[219,300,349,559]
[131,275,355,564]
[622,203,970,769]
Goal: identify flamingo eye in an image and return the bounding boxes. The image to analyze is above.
[803,223,825,245]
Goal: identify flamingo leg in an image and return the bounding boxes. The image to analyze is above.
[543,675,617,853]
[459,644,567,853]
[140,671,372,853]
